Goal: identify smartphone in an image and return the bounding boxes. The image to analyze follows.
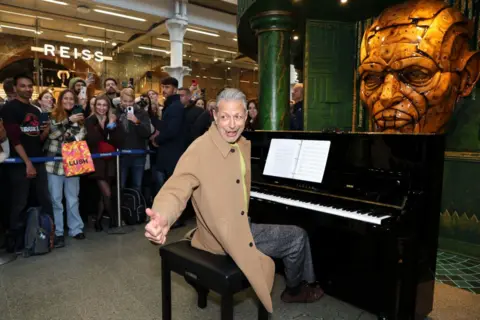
[127,106,134,114]
[39,112,50,125]
[87,72,94,82]
[72,104,84,115]
[79,86,87,100]
[128,78,134,89]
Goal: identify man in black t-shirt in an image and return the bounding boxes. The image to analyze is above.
[1,74,53,253]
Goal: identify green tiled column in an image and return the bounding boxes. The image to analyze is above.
[250,11,293,130]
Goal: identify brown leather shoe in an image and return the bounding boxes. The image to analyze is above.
[281,282,325,303]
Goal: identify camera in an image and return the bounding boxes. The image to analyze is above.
[137,96,149,109]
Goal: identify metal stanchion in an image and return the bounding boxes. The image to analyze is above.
[107,149,133,235]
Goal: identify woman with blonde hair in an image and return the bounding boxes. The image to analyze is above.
[85,95,122,231]
[44,89,86,248]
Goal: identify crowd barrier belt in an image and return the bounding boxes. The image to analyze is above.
[3,149,154,164]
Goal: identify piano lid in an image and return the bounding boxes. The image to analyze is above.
[243,131,445,208]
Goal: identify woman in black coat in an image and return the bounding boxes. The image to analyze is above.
[85,95,122,231]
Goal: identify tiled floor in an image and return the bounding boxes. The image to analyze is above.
[1,220,479,320]
[435,251,480,294]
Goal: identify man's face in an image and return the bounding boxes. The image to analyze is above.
[105,80,117,94]
[14,78,34,101]
[162,84,177,98]
[292,85,303,102]
[213,100,247,143]
[178,90,191,106]
[359,1,480,133]
[74,82,83,95]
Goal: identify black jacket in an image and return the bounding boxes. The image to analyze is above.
[290,100,304,131]
[184,104,211,146]
[152,94,186,175]
[114,104,151,150]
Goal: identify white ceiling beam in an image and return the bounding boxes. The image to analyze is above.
[93,0,236,34]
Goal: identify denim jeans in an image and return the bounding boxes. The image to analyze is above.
[120,155,146,192]
[47,173,84,237]
[154,170,167,196]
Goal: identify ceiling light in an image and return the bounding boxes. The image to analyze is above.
[293,35,299,40]
[78,23,124,34]
[65,35,107,43]
[93,9,146,22]
[186,28,219,37]
[138,46,169,54]
[0,10,53,20]
[227,67,231,70]
[340,0,348,3]
[240,80,250,83]
[0,25,42,34]
[210,77,222,80]
[156,37,192,46]
[42,0,68,5]
[233,38,237,41]
[112,42,117,46]
[207,47,237,54]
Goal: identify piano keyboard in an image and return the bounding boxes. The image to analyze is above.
[250,191,391,225]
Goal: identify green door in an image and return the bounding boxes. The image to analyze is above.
[304,20,356,131]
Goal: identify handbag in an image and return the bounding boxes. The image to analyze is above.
[61,140,95,177]
[98,140,116,160]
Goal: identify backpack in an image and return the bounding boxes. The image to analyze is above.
[121,188,147,225]
[23,207,55,257]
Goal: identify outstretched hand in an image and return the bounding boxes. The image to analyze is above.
[144,208,170,244]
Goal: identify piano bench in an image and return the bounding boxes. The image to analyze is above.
[159,240,269,320]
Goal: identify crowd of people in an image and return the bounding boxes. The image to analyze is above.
[0,73,260,254]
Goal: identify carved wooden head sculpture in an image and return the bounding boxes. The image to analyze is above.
[359,0,480,133]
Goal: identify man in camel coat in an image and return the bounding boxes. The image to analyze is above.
[145,88,324,312]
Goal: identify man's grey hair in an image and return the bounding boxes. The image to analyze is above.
[215,88,247,111]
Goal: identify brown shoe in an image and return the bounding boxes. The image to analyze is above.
[280,282,324,303]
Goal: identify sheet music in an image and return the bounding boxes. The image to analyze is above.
[263,139,302,179]
[293,140,331,183]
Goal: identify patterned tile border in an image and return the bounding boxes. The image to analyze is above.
[436,251,480,294]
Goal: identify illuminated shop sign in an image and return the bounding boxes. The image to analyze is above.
[30,44,112,62]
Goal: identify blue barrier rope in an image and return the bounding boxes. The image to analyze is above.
[3,149,155,164]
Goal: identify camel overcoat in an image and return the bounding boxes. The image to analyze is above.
[152,124,275,312]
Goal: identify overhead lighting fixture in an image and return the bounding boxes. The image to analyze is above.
[156,37,192,46]
[93,9,146,22]
[112,42,117,46]
[78,23,124,34]
[138,46,169,54]
[340,0,348,3]
[207,47,237,55]
[42,0,68,5]
[0,10,53,20]
[293,35,299,40]
[233,38,237,41]
[0,24,43,34]
[186,28,219,37]
[66,35,107,43]
[240,80,250,83]
[210,77,223,80]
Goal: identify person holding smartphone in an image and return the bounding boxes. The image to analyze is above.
[113,88,151,193]
[44,89,86,248]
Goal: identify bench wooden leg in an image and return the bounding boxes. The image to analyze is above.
[162,259,172,320]
[221,294,234,320]
[257,300,269,320]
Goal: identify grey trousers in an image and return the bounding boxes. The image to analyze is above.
[250,222,316,288]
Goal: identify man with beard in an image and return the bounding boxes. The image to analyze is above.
[145,88,324,313]
[1,74,53,253]
[104,78,121,108]
[359,0,480,133]
[179,87,211,147]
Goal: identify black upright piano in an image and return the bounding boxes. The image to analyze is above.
[243,131,445,320]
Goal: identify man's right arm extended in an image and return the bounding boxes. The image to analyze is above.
[151,148,200,227]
